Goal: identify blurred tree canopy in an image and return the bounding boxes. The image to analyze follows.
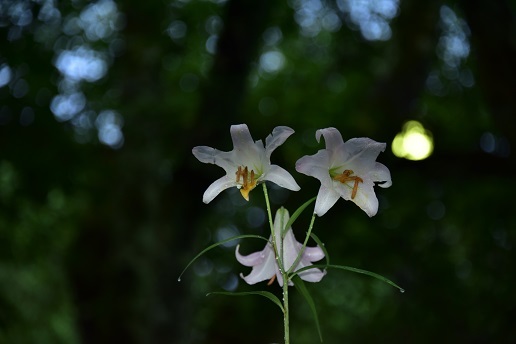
[0,0,515,343]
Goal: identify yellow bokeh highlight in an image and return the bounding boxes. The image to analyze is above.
[392,120,433,161]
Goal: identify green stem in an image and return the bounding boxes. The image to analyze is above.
[287,212,317,275]
[262,183,282,268]
[283,212,317,343]
[262,183,289,344]
[283,269,290,344]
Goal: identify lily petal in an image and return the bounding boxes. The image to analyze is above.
[297,267,326,283]
[236,244,277,285]
[295,149,333,186]
[302,246,326,262]
[265,126,295,159]
[265,165,301,191]
[343,138,386,170]
[315,127,344,150]
[282,230,323,269]
[192,146,221,164]
[369,162,392,188]
[230,124,255,152]
[314,185,340,217]
[202,175,237,204]
[235,244,266,266]
[230,124,263,167]
[337,180,379,217]
[192,146,237,174]
[282,229,325,283]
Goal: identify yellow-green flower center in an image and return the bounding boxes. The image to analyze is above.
[235,166,258,201]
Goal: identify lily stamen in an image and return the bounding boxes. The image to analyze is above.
[236,166,243,183]
[235,165,258,201]
[333,169,363,199]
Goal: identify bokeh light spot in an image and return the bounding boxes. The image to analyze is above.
[95,110,124,149]
[479,132,512,158]
[8,1,33,27]
[246,206,265,228]
[55,47,108,83]
[0,64,12,87]
[392,120,434,161]
[480,132,496,153]
[79,0,121,42]
[205,15,223,35]
[427,200,446,220]
[221,273,238,291]
[19,106,35,126]
[51,93,86,122]
[291,0,341,37]
[337,0,399,41]
[262,26,283,46]
[167,20,187,40]
[12,78,29,98]
[259,51,285,74]
[205,35,218,54]
[215,225,240,248]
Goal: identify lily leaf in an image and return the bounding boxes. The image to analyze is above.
[178,234,269,282]
[292,264,405,293]
[282,197,316,237]
[292,275,323,342]
[309,232,330,266]
[207,291,284,313]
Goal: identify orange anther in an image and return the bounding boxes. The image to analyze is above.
[351,176,363,199]
[236,166,243,182]
[235,165,258,201]
[333,169,363,199]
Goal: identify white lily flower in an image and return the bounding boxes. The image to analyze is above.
[235,207,326,287]
[296,127,392,217]
[192,124,300,203]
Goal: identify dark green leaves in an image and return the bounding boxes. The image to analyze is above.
[292,275,323,342]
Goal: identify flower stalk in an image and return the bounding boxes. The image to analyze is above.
[262,183,283,273]
[263,183,290,344]
[282,267,290,344]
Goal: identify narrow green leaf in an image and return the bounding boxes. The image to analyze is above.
[309,232,330,266]
[207,291,284,313]
[292,275,323,343]
[292,264,405,293]
[178,234,269,282]
[282,197,316,237]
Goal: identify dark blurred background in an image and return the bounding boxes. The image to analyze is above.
[1,0,515,343]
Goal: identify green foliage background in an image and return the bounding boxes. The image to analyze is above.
[1,0,515,343]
